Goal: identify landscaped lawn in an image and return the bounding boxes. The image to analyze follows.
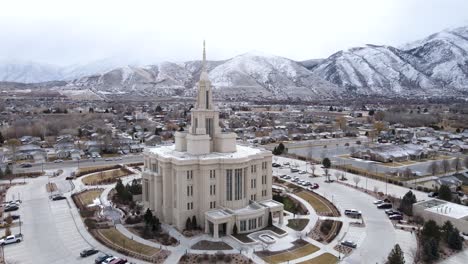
[262,243,319,264]
[298,253,338,264]
[287,218,309,231]
[82,169,130,185]
[191,240,233,250]
[98,228,160,256]
[77,189,103,206]
[296,191,332,215]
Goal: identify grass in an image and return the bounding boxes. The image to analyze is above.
[262,243,319,264]
[296,191,332,215]
[191,240,233,250]
[82,169,130,185]
[287,218,310,231]
[462,185,468,194]
[298,253,338,264]
[77,165,119,175]
[46,182,57,192]
[77,189,103,206]
[98,228,160,256]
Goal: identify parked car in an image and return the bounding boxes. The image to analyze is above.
[299,170,307,174]
[19,163,32,168]
[52,195,66,201]
[373,200,384,205]
[428,192,439,198]
[311,183,319,189]
[95,254,113,264]
[102,257,118,264]
[284,175,292,180]
[283,162,290,166]
[292,177,300,182]
[105,158,113,161]
[377,203,392,209]
[272,163,281,168]
[389,214,403,220]
[385,209,402,216]
[80,248,99,257]
[109,258,127,264]
[304,182,312,186]
[341,240,357,248]
[65,176,75,180]
[344,209,362,217]
[10,215,20,220]
[0,234,22,245]
[4,205,19,212]
[54,159,64,163]
[290,168,299,173]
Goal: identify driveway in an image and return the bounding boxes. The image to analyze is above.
[3,172,143,264]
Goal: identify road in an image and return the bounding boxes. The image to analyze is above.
[273,156,418,264]
[13,154,143,173]
[3,169,144,264]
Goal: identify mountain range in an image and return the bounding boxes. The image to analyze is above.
[1,26,468,100]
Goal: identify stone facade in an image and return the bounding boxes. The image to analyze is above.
[142,42,283,238]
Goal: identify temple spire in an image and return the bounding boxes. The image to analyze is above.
[202,40,206,71]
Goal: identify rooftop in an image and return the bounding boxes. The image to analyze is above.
[146,144,268,161]
[416,199,468,220]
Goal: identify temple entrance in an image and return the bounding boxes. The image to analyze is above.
[219,223,227,236]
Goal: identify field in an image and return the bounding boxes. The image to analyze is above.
[296,191,333,215]
[287,218,309,231]
[97,228,160,256]
[261,241,319,264]
[76,189,103,206]
[82,168,130,185]
[298,253,338,264]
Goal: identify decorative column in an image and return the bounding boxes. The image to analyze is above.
[205,219,209,233]
[279,210,284,225]
[213,223,219,239]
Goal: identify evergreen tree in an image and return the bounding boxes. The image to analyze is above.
[272,147,279,155]
[185,217,192,230]
[438,185,452,201]
[278,143,285,153]
[152,216,161,232]
[399,191,417,216]
[143,208,153,226]
[0,168,4,179]
[421,220,441,241]
[386,244,405,264]
[268,212,273,226]
[192,215,197,229]
[447,228,463,250]
[441,221,454,242]
[322,157,331,168]
[422,238,439,262]
[0,131,4,146]
[368,109,375,116]
[4,165,12,176]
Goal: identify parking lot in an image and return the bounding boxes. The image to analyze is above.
[3,172,142,264]
[273,157,418,264]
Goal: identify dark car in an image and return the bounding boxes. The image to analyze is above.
[377,203,392,209]
[109,258,127,264]
[428,192,439,198]
[272,163,281,168]
[52,195,66,201]
[19,163,32,168]
[385,209,402,216]
[65,176,75,180]
[80,248,99,258]
[10,215,20,220]
[4,205,19,212]
[341,240,357,248]
[290,168,300,173]
[95,253,112,264]
[389,214,403,220]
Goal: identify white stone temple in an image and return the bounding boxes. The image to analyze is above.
[142,42,283,238]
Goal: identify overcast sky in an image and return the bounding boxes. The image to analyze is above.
[1,0,467,66]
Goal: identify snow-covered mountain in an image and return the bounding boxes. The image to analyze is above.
[0,59,62,83]
[308,26,468,95]
[2,25,468,99]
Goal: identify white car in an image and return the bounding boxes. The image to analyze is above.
[299,170,307,174]
[102,257,118,264]
[373,200,384,205]
[54,159,64,163]
[0,235,22,245]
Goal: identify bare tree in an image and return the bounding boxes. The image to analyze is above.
[310,164,316,176]
[373,186,379,193]
[334,172,340,181]
[403,168,413,179]
[452,157,462,173]
[464,156,468,169]
[428,161,439,176]
[441,159,451,174]
[353,176,361,187]
[324,168,330,181]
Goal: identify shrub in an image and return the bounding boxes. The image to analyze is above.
[320,220,333,235]
[216,251,225,261]
[84,218,97,229]
[224,254,232,263]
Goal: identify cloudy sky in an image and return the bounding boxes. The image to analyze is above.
[1,0,467,66]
